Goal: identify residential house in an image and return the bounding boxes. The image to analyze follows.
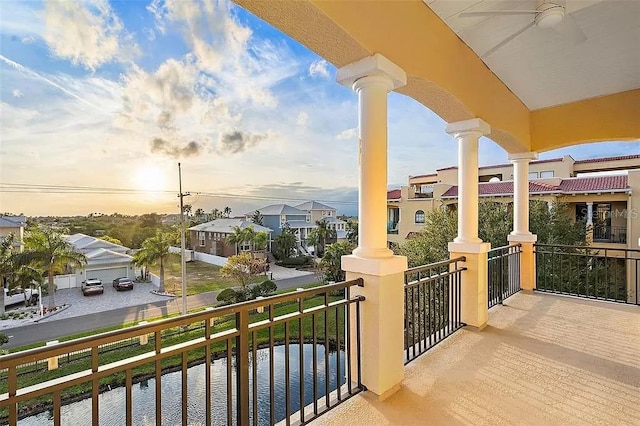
[64,233,135,285]
[388,154,640,252]
[188,219,273,257]
[295,201,348,240]
[0,215,26,252]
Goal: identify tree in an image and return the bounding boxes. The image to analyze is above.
[99,235,123,246]
[223,206,232,218]
[274,230,297,260]
[253,232,269,252]
[346,220,358,245]
[134,230,175,293]
[211,208,221,219]
[0,233,17,315]
[250,210,264,226]
[319,241,354,282]
[22,227,87,308]
[226,226,249,255]
[182,204,193,217]
[12,265,44,305]
[220,253,264,288]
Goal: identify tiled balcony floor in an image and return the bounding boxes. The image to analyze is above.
[313,292,640,425]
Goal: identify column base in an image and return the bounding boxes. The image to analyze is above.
[343,254,407,398]
[448,242,490,329]
[507,234,537,291]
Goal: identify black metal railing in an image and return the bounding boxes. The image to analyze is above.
[593,225,627,244]
[488,244,522,308]
[535,244,640,305]
[0,280,365,425]
[403,257,466,364]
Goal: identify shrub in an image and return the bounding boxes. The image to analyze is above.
[217,288,239,304]
[251,280,277,298]
[0,333,8,346]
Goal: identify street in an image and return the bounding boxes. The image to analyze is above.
[3,273,322,349]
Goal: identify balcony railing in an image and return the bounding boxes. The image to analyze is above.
[535,244,640,305]
[593,225,627,244]
[403,257,466,364]
[0,280,365,425]
[387,222,399,234]
[488,244,522,308]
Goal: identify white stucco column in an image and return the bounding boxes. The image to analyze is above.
[586,202,594,226]
[446,119,490,244]
[337,54,408,400]
[509,152,538,238]
[507,152,538,292]
[447,119,490,329]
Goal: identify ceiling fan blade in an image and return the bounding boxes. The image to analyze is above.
[482,21,536,58]
[459,10,540,17]
[552,14,587,43]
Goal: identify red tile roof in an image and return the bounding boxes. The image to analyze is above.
[574,154,640,164]
[559,175,628,192]
[387,189,401,200]
[441,175,628,198]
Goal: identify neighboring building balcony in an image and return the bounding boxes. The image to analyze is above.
[593,225,627,244]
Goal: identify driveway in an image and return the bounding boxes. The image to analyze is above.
[37,282,173,322]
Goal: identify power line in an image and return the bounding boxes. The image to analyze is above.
[0,182,359,205]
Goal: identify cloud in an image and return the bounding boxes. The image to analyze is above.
[309,60,329,78]
[297,111,308,127]
[12,89,24,98]
[21,36,36,44]
[337,128,357,140]
[217,131,268,154]
[150,138,203,158]
[43,0,137,71]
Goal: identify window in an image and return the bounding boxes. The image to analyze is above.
[327,211,332,216]
[198,232,205,246]
[540,170,554,178]
[415,210,425,224]
[306,215,311,222]
[528,172,539,179]
[240,243,251,252]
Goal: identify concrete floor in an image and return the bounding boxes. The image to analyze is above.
[312,292,640,425]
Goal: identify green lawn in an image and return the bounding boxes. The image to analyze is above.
[147,256,264,296]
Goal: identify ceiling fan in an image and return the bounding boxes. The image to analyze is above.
[459,0,587,57]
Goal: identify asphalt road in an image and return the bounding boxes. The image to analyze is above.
[3,273,322,349]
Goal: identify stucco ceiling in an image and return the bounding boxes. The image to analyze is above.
[424,0,640,110]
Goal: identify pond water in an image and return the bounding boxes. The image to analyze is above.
[18,344,346,426]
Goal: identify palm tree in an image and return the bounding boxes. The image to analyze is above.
[226,226,245,255]
[23,227,87,309]
[0,233,17,315]
[223,206,232,218]
[253,232,268,253]
[136,231,174,293]
[313,220,333,257]
[251,210,264,226]
[12,265,44,305]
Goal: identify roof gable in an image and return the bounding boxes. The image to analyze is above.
[295,201,336,211]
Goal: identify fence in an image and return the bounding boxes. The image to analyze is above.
[403,257,466,364]
[53,274,77,290]
[535,244,640,305]
[169,246,228,266]
[0,280,364,425]
[488,244,522,308]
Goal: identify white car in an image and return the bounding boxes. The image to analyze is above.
[3,287,39,307]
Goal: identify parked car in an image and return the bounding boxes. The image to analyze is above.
[81,278,104,296]
[112,277,134,291]
[3,287,39,307]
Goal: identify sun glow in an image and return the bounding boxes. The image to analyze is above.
[134,166,168,192]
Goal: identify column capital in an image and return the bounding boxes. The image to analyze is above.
[445,118,490,138]
[508,152,539,162]
[336,53,407,91]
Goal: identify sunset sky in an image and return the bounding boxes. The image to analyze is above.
[1,0,637,217]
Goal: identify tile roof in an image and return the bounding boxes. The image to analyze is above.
[441,175,628,197]
[387,189,401,200]
[295,201,336,211]
[409,173,437,179]
[574,154,640,164]
[559,175,628,192]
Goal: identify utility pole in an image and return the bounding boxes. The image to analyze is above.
[178,163,190,316]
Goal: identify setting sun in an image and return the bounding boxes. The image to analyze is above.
[133,166,168,192]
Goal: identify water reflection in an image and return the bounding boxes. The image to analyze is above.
[18,344,345,426]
